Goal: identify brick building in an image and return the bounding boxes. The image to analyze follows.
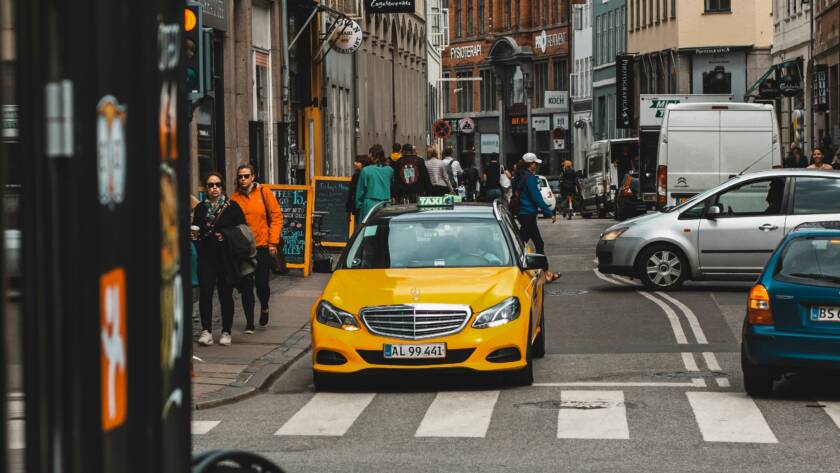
[441,0,572,175]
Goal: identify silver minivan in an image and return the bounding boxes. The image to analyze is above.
[597,169,840,290]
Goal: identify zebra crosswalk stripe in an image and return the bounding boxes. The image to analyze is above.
[556,391,630,440]
[415,390,500,438]
[275,392,375,436]
[820,401,840,430]
[191,420,221,435]
[686,392,778,443]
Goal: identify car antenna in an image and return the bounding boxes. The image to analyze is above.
[738,149,774,176]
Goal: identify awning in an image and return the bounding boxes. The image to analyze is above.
[746,59,802,97]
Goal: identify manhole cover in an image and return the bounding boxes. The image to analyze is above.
[654,370,728,379]
[545,287,589,297]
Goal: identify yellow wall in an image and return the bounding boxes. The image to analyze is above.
[628,0,773,54]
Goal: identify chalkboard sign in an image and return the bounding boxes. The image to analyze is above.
[313,176,353,246]
[265,185,311,276]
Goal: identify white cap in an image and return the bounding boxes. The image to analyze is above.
[523,152,542,164]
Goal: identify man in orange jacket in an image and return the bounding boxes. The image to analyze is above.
[231,163,283,331]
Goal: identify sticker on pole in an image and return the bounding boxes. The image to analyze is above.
[101,267,127,432]
[97,96,127,209]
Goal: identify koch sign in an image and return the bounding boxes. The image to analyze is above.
[366,0,415,13]
[544,91,568,109]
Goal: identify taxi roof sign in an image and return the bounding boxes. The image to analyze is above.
[418,195,461,208]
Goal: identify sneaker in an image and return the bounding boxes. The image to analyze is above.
[219,332,232,346]
[198,330,214,346]
[259,309,270,327]
[244,325,255,334]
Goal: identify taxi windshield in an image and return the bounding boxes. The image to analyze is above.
[776,237,840,287]
[343,219,513,269]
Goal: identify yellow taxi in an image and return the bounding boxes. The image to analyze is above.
[310,197,548,389]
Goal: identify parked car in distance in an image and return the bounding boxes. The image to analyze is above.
[537,175,557,214]
[580,138,638,219]
[741,221,840,396]
[597,169,840,290]
[656,102,782,208]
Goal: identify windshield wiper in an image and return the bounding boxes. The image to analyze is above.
[788,273,840,283]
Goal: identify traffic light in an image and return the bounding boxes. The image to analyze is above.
[184,2,204,101]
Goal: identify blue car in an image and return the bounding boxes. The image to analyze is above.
[741,221,840,396]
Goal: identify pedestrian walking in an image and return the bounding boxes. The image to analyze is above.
[560,160,578,220]
[230,163,283,332]
[392,143,431,203]
[442,147,463,190]
[482,156,504,202]
[464,163,480,201]
[807,148,834,170]
[514,153,560,282]
[425,145,452,196]
[356,144,395,219]
[347,154,370,227]
[390,143,402,163]
[784,144,807,168]
[193,172,248,346]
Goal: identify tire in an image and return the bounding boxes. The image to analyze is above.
[533,304,546,359]
[741,345,775,397]
[510,316,534,386]
[636,244,688,291]
[313,370,340,391]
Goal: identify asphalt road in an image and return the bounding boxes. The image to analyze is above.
[193,216,840,473]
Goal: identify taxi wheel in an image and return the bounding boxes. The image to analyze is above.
[510,318,535,386]
[533,305,546,359]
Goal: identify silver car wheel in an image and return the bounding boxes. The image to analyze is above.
[646,250,682,287]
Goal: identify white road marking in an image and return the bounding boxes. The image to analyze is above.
[8,419,24,449]
[535,379,706,388]
[657,292,709,344]
[681,352,699,371]
[687,392,778,443]
[557,391,630,440]
[415,390,499,438]
[637,291,688,344]
[614,275,637,286]
[191,420,221,435]
[275,393,375,436]
[593,269,628,286]
[701,352,731,388]
[820,402,840,430]
[716,378,731,388]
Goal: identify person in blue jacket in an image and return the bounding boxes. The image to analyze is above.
[516,153,560,282]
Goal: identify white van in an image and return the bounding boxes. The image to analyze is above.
[657,103,782,207]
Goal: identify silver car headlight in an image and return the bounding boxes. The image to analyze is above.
[600,227,629,241]
[316,301,360,331]
[472,297,521,329]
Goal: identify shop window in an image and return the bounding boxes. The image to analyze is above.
[479,69,497,111]
[535,62,548,107]
[467,0,473,36]
[456,71,474,112]
[553,58,566,91]
[705,0,730,13]
[455,0,461,37]
[671,0,676,18]
[479,0,485,34]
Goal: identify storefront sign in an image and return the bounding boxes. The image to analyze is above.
[511,116,528,134]
[366,0,415,13]
[332,19,363,54]
[639,94,733,127]
[553,114,568,130]
[458,117,476,134]
[616,55,634,129]
[543,91,568,109]
[198,0,226,31]
[480,133,500,154]
[813,64,829,113]
[695,47,731,55]
[532,116,550,131]
[553,139,565,150]
[534,30,567,54]
[691,51,747,101]
[449,43,482,59]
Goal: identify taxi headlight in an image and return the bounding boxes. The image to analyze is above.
[472,297,521,329]
[600,227,628,241]
[316,301,360,331]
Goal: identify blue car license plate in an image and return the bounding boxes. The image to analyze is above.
[383,343,446,359]
[811,306,840,322]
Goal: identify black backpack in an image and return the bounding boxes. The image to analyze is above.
[508,175,528,215]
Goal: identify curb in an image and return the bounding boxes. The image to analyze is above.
[193,323,312,410]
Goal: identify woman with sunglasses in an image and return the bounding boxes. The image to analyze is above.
[192,172,247,346]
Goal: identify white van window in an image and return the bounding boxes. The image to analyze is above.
[712,178,786,217]
[793,177,840,215]
[588,154,604,175]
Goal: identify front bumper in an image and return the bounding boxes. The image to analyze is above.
[596,237,642,277]
[312,316,529,374]
[743,324,840,370]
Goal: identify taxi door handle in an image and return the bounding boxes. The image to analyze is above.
[758,224,778,232]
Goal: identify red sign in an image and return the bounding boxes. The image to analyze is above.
[433,119,452,139]
[101,267,127,431]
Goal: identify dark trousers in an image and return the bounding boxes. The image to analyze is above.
[431,185,449,196]
[517,214,545,256]
[198,257,234,333]
[240,247,272,326]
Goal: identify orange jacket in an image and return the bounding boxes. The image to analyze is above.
[230,184,283,248]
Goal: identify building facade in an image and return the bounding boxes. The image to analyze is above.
[814,0,840,155]
[627,0,774,126]
[592,0,627,142]
[571,0,593,169]
[769,0,811,153]
[441,0,572,175]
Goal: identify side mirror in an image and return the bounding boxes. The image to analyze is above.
[706,205,722,219]
[524,253,549,271]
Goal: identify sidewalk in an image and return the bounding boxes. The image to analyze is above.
[191,272,329,410]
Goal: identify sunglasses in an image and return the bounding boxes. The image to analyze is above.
[237,174,252,180]
[206,182,223,189]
